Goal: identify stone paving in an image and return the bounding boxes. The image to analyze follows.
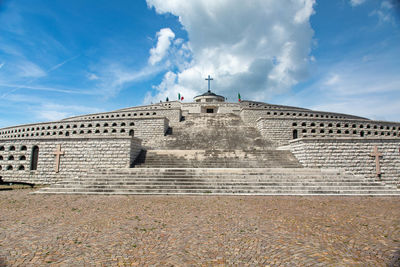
[0,189,399,266]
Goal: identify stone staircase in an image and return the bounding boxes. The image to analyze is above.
[147,113,273,150]
[33,112,400,195]
[132,149,302,168]
[34,168,400,195]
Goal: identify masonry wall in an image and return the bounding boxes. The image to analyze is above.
[240,106,366,126]
[290,138,400,185]
[0,117,169,145]
[0,137,142,184]
[181,103,241,115]
[256,119,293,146]
[257,118,400,146]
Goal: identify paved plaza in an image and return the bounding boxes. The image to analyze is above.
[0,189,399,266]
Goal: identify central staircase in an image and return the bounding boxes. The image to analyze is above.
[34,113,400,195]
[132,149,302,168]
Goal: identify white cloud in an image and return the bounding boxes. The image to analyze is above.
[0,62,4,69]
[146,0,316,103]
[285,48,400,122]
[149,28,175,65]
[87,73,100,80]
[17,60,46,78]
[0,83,94,95]
[34,103,102,122]
[370,1,397,24]
[350,0,366,7]
[92,63,165,98]
[324,74,340,86]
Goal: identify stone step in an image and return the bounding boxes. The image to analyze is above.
[52,181,384,186]
[34,166,399,196]
[49,185,391,191]
[36,188,400,195]
[90,168,340,174]
[84,178,370,183]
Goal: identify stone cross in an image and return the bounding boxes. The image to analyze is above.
[205,75,213,92]
[370,145,382,178]
[53,144,65,173]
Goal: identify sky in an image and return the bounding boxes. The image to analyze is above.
[0,0,399,127]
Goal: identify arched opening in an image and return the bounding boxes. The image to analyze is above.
[360,131,364,137]
[18,165,25,171]
[129,130,134,136]
[30,146,39,171]
[293,129,298,139]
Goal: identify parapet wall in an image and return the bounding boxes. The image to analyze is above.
[257,118,400,146]
[241,107,367,126]
[0,117,169,144]
[0,137,142,184]
[290,138,400,185]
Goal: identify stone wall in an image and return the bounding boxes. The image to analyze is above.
[257,118,400,146]
[241,108,369,126]
[0,117,169,145]
[290,138,400,185]
[256,119,292,146]
[0,137,142,184]
[181,103,241,115]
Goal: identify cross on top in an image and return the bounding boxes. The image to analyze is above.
[205,75,213,92]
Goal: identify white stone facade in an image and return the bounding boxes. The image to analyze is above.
[290,138,400,185]
[0,97,399,185]
[0,137,142,184]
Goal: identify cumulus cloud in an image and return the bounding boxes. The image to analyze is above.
[350,0,366,7]
[149,28,176,65]
[145,0,316,103]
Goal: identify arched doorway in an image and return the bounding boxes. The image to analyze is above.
[30,146,39,170]
[129,130,134,136]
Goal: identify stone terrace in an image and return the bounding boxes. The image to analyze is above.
[1,190,399,266]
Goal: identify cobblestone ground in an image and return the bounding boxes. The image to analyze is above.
[0,190,399,266]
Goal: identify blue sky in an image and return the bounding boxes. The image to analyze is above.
[0,0,399,127]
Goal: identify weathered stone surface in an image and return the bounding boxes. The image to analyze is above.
[0,137,142,184]
[290,138,400,186]
[0,98,399,192]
